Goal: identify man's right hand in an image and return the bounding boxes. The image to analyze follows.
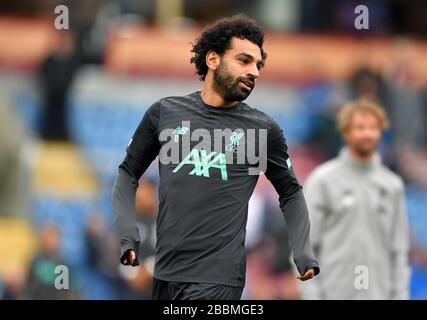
[121,249,137,265]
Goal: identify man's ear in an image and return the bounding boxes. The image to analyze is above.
[206,50,220,71]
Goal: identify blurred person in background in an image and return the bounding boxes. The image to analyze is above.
[300,99,410,299]
[38,30,80,141]
[24,223,75,299]
[349,67,386,106]
[0,264,26,300]
[113,15,319,300]
[0,99,24,217]
[384,40,427,188]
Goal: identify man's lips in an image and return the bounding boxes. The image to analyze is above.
[239,80,254,90]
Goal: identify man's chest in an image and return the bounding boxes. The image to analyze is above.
[157,115,268,181]
[324,171,396,232]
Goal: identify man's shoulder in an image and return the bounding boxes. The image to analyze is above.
[377,164,404,190]
[145,92,198,119]
[306,158,343,184]
[239,102,277,126]
[158,92,198,107]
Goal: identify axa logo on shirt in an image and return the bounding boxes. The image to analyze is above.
[172,131,244,181]
[172,148,228,181]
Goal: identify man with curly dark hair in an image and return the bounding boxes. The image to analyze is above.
[113,15,319,300]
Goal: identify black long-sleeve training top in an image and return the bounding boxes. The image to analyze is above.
[112,91,319,287]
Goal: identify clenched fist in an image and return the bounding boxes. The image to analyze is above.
[121,249,137,266]
[297,268,316,281]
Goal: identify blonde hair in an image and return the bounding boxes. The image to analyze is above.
[337,99,389,133]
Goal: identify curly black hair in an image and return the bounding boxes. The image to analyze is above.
[190,15,267,81]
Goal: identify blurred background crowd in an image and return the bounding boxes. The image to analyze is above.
[0,0,427,299]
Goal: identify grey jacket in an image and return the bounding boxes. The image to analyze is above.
[299,148,410,299]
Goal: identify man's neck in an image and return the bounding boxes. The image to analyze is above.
[348,147,374,163]
[200,83,237,108]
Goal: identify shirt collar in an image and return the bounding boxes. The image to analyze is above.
[339,147,381,171]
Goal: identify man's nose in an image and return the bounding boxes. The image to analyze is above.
[248,64,259,79]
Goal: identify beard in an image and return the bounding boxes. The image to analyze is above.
[352,139,379,158]
[213,60,255,102]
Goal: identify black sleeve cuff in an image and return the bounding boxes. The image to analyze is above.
[303,261,320,276]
